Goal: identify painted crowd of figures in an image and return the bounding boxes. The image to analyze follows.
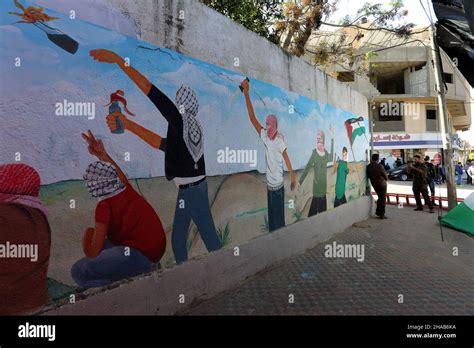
[1,2,365,314]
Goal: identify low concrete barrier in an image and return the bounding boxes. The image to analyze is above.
[40,196,371,315]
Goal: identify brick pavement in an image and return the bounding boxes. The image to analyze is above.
[183,204,474,315]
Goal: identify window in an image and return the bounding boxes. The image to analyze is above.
[377,103,402,121]
[377,72,405,94]
[426,109,437,120]
[443,73,453,83]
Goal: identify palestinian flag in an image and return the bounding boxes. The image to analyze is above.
[344,117,366,145]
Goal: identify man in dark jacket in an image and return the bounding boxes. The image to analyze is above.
[408,155,434,213]
[367,153,388,219]
[424,156,437,206]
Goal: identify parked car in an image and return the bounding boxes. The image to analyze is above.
[388,164,412,181]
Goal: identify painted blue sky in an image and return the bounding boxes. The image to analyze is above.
[0,1,369,184]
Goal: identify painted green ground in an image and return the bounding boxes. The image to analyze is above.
[39,163,367,289]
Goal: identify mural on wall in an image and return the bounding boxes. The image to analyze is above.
[0,0,369,313]
[8,0,78,54]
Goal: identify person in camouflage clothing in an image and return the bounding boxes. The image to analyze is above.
[407,155,434,213]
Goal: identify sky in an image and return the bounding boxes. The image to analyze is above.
[0,0,369,184]
[323,0,474,144]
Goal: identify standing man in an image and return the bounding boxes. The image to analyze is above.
[299,127,334,217]
[424,156,437,206]
[333,146,350,207]
[90,49,222,264]
[408,155,434,213]
[240,78,297,231]
[367,153,388,219]
[467,161,474,186]
[455,162,463,185]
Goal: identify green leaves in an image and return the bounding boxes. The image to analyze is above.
[217,222,232,246]
[201,0,284,44]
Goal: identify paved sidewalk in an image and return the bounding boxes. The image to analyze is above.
[183,205,474,315]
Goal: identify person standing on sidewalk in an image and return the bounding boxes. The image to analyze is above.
[366,153,388,219]
[424,156,437,206]
[467,161,474,186]
[455,162,463,185]
[408,155,434,213]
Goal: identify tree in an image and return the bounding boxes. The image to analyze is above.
[201,0,425,76]
[201,0,285,44]
[275,0,423,75]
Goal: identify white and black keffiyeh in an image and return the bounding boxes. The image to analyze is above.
[176,85,204,168]
[83,161,125,198]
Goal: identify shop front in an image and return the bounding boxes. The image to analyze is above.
[371,132,443,170]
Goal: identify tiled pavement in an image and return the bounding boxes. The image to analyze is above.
[183,205,474,315]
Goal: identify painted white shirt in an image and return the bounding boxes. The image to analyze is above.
[260,128,287,188]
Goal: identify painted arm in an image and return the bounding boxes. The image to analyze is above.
[82,224,108,258]
[81,130,131,187]
[327,126,334,162]
[90,49,151,95]
[333,158,338,174]
[283,149,297,191]
[240,79,263,134]
[299,152,314,185]
[106,113,163,150]
[91,49,180,128]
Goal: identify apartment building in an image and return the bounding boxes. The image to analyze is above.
[304,26,472,169]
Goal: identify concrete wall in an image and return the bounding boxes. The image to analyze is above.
[40,196,371,315]
[37,0,367,118]
[2,0,371,314]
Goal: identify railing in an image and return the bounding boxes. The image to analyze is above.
[371,192,465,210]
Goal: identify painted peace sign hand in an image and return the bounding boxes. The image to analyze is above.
[81,130,109,161]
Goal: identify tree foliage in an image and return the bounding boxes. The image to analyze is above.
[201,0,285,44]
[201,0,422,76]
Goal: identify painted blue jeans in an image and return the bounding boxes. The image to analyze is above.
[172,179,222,264]
[71,240,151,288]
[267,186,285,232]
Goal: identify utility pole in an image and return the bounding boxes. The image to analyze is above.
[429,25,457,210]
[369,99,375,156]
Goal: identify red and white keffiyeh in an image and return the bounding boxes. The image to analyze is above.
[0,164,48,216]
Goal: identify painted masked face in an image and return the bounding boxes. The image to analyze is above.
[83,161,124,198]
[265,114,278,141]
[316,130,325,152]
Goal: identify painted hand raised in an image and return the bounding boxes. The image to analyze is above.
[106,112,128,132]
[81,129,108,162]
[90,49,124,65]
